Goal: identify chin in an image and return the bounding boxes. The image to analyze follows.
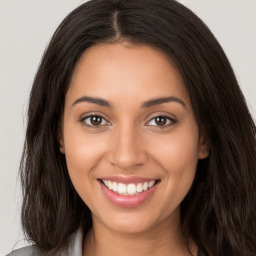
[106,216,157,234]
[93,205,178,235]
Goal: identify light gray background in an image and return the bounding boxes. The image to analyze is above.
[0,0,255,255]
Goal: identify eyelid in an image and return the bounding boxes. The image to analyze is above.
[80,112,111,127]
[145,113,177,127]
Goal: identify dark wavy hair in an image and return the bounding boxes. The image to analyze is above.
[20,0,256,255]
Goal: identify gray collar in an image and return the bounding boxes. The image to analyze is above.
[64,226,83,256]
[7,227,84,256]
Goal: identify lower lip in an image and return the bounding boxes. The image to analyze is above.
[99,181,159,208]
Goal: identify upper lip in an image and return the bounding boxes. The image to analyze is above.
[99,176,159,184]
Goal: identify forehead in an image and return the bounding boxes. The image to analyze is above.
[66,43,190,108]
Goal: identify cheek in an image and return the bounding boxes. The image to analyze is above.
[148,125,199,203]
[151,128,199,166]
[62,124,109,205]
[63,122,108,172]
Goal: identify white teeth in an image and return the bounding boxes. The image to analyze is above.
[102,180,157,196]
[127,184,136,195]
[118,183,126,194]
[107,181,113,190]
[143,182,148,191]
[149,181,155,188]
[136,183,143,193]
[112,182,118,192]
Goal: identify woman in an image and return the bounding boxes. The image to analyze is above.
[7,0,256,255]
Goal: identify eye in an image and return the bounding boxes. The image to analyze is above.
[147,115,176,127]
[81,115,109,127]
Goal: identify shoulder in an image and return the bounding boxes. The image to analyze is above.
[6,226,83,256]
[6,245,42,256]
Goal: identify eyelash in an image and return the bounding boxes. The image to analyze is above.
[146,115,177,128]
[80,113,177,129]
[80,115,110,127]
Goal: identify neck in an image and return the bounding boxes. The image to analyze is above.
[83,212,197,256]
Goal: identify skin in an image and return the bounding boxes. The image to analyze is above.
[59,42,209,256]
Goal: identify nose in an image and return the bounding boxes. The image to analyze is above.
[108,124,148,170]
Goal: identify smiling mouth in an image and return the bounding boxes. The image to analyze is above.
[100,179,160,196]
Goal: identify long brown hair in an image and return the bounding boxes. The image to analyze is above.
[20,0,256,255]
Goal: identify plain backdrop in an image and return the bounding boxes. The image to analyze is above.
[0,0,255,255]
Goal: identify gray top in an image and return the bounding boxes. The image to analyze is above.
[6,227,83,256]
[7,227,206,256]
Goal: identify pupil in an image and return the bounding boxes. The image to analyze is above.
[156,116,166,126]
[91,116,102,125]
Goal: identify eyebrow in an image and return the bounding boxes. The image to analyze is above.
[72,95,186,108]
[72,96,111,107]
[141,96,186,108]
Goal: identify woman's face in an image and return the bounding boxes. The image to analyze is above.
[60,43,208,234]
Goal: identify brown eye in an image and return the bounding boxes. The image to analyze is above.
[147,115,176,127]
[90,116,102,125]
[155,116,168,126]
[82,115,109,127]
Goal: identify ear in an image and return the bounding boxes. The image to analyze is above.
[57,126,65,154]
[197,133,209,159]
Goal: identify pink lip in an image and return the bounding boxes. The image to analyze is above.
[99,176,157,184]
[99,179,160,208]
